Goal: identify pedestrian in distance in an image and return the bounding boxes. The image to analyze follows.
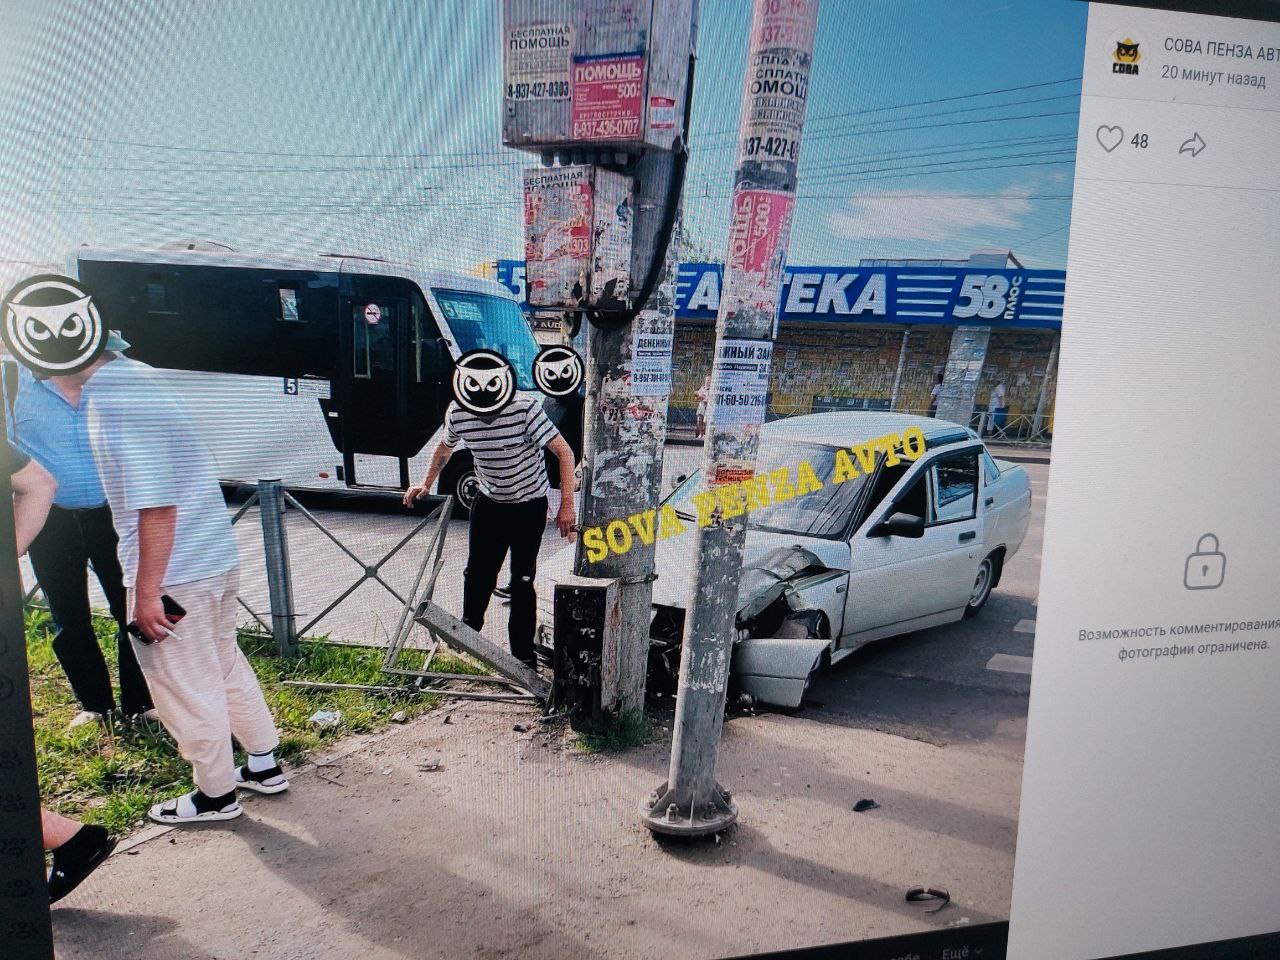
[403,393,577,670]
[3,432,117,903]
[695,372,711,439]
[71,344,289,825]
[988,379,1008,436]
[927,371,943,418]
[6,338,156,730]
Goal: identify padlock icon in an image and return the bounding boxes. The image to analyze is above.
[1184,533,1225,590]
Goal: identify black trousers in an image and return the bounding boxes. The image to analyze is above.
[28,504,152,715]
[462,495,547,666]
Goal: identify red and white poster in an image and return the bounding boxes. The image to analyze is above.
[648,95,676,130]
[571,53,644,141]
[722,188,796,312]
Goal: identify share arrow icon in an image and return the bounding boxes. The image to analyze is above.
[1179,132,1207,157]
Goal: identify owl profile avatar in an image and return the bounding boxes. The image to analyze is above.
[2,275,108,376]
[1114,38,1140,63]
[1112,36,1141,75]
[531,344,584,398]
[452,349,516,416]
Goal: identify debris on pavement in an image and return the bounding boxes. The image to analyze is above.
[308,710,342,729]
[905,886,951,913]
[853,798,880,812]
[417,760,443,773]
[391,710,407,723]
[513,722,530,733]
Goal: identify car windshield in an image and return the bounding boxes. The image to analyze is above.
[432,288,538,390]
[663,441,874,539]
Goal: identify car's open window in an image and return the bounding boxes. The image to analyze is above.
[930,450,979,524]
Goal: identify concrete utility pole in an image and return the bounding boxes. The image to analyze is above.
[643,0,820,837]
[574,150,684,716]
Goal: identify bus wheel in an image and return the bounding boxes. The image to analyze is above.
[440,462,481,519]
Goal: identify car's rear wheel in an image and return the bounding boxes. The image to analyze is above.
[964,555,996,618]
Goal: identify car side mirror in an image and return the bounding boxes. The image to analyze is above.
[870,512,925,539]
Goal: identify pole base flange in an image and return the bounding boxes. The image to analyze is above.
[640,780,738,837]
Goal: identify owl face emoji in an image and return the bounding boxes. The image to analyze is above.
[531,345,584,398]
[2,275,107,376]
[452,349,516,416]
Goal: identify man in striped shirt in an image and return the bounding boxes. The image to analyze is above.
[404,394,576,668]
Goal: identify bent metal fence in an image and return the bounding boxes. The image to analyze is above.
[233,481,548,702]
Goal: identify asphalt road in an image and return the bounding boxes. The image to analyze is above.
[43,450,1050,959]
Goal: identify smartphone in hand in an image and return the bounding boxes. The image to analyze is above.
[127,594,187,644]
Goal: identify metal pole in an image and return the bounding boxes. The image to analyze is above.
[1032,331,1060,440]
[0,419,55,958]
[258,478,299,657]
[643,0,820,837]
[889,325,911,411]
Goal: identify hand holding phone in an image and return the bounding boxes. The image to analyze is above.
[128,594,187,645]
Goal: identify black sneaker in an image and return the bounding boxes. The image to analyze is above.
[48,824,117,904]
[235,764,290,795]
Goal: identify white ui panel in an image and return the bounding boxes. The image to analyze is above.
[1009,4,1280,959]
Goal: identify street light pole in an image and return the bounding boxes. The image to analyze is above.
[643,0,820,837]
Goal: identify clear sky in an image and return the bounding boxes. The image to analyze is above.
[0,0,1088,289]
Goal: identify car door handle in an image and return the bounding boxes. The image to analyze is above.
[959,530,976,542]
[984,497,994,507]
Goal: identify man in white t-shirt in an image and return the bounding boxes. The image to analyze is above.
[988,380,1008,435]
[405,394,576,668]
[77,351,287,825]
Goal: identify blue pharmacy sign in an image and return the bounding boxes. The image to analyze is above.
[494,260,1065,330]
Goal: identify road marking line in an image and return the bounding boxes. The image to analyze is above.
[1014,618,1037,633]
[987,653,1034,675]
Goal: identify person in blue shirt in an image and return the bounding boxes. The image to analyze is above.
[8,334,154,727]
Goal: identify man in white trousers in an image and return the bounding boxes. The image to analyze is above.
[72,346,289,825]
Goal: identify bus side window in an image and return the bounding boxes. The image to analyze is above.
[278,285,301,322]
[353,306,371,378]
[146,272,178,317]
[353,302,394,379]
[412,296,442,383]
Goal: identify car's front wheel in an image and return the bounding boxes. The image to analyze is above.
[964,555,997,618]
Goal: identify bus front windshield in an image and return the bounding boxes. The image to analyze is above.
[433,288,539,390]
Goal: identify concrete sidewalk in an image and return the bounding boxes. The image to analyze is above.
[50,699,1023,960]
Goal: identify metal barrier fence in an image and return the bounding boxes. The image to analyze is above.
[893,405,1052,444]
[229,479,449,657]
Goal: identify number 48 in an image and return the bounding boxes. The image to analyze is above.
[1131,133,1149,148]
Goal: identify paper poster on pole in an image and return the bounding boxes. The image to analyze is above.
[631,329,673,397]
[504,23,573,101]
[711,339,772,427]
[722,189,795,314]
[523,166,592,306]
[571,53,645,140]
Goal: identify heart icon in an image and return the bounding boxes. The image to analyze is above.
[1096,125,1124,152]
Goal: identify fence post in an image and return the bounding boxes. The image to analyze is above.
[257,478,299,657]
